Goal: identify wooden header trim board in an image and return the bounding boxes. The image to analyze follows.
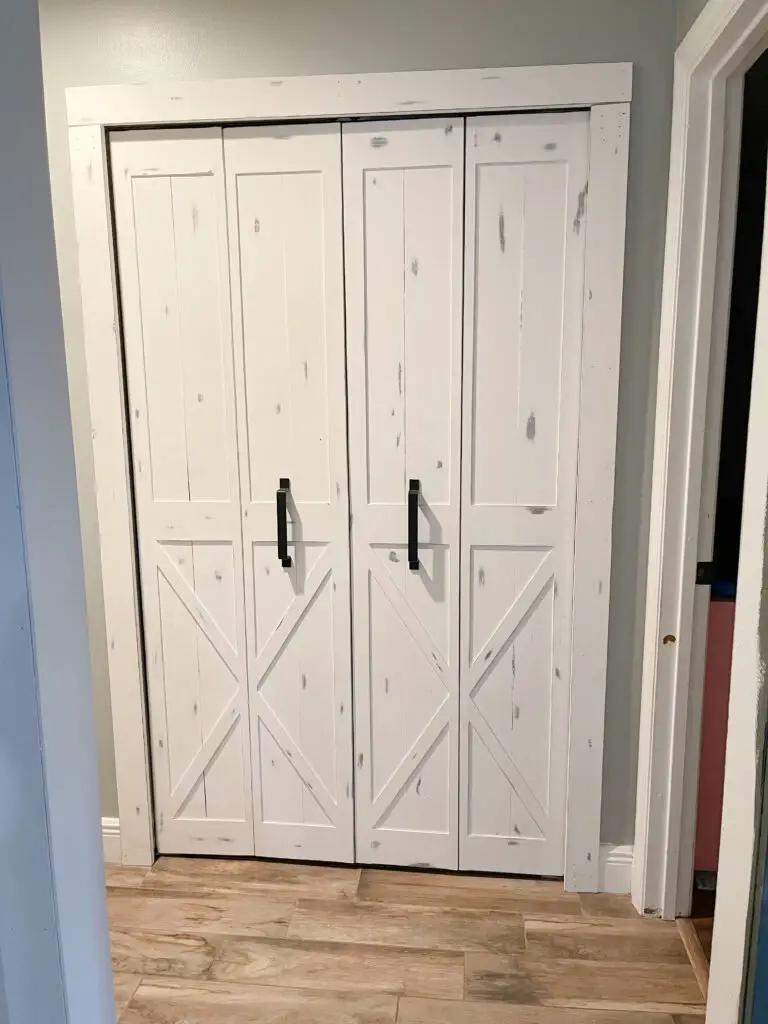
[68,63,631,889]
[67,63,631,127]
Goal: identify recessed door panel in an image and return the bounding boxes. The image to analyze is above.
[343,119,464,869]
[461,112,590,876]
[225,124,354,863]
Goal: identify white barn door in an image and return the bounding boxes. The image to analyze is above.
[460,113,590,876]
[112,129,254,855]
[343,119,464,869]
[224,125,354,863]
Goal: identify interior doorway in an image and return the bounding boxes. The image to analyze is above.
[673,46,768,1010]
[690,46,768,928]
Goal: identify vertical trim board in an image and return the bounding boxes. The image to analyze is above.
[566,103,630,892]
[675,74,744,918]
[70,124,154,867]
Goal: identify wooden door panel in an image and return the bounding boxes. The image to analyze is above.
[225,125,354,863]
[112,130,254,855]
[461,113,590,876]
[343,119,464,869]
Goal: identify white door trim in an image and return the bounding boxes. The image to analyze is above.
[633,0,768,928]
[68,64,630,886]
[676,73,744,917]
[66,64,630,128]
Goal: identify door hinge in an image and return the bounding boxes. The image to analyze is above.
[696,561,713,586]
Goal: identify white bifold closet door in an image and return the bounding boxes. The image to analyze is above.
[113,125,354,862]
[343,119,464,869]
[224,125,354,863]
[112,129,255,855]
[460,112,590,876]
[114,113,593,874]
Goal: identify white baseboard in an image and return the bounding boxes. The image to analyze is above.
[102,817,122,864]
[599,843,632,893]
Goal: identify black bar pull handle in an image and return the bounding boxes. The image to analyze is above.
[408,479,420,571]
[277,478,292,568]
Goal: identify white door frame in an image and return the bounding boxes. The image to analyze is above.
[67,63,631,887]
[633,0,768,924]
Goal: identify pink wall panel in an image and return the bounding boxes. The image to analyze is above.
[694,599,736,873]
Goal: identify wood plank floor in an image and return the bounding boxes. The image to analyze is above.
[107,858,707,1023]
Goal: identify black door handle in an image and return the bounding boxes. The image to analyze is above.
[277,478,292,568]
[408,479,420,571]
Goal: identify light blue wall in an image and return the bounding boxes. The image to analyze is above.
[0,299,67,1024]
[0,0,112,1018]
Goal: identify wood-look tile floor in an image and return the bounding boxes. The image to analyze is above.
[107,858,707,1023]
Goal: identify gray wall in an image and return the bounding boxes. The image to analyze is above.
[678,0,709,42]
[39,0,677,845]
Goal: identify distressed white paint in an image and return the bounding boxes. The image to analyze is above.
[111,129,254,855]
[66,64,632,129]
[633,0,768,925]
[566,103,631,891]
[460,112,589,878]
[226,125,354,863]
[344,119,463,869]
[70,123,155,866]
[68,68,630,881]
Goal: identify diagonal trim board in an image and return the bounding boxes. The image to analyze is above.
[467,711,547,833]
[369,552,450,678]
[470,555,554,683]
[253,693,339,817]
[251,553,332,682]
[256,720,334,827]
[374,725,451,831]
[372,709,451,814]
[167,701,241,817]
[372,543,451,661]
[157,546,241,677]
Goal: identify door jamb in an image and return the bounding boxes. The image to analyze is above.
[676,73,744,918]
[67,63,631,885]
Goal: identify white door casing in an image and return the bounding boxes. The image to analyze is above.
[111,129,254,855]
[343,118,465,869]
[224,125,355,863]
[460,112,590,876]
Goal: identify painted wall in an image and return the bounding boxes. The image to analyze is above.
[0,0,112,1018]
[678,0,709,42]
[0,305,67,1024]
[0,953,9,1024]
[39,0,676,845]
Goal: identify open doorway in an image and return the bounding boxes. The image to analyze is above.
[679,46,768,985]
